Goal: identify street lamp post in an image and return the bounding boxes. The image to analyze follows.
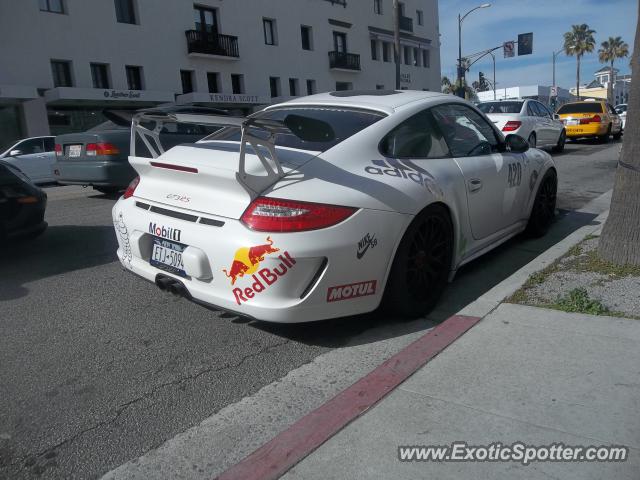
[552,47,564,107]
[457,3,491,98]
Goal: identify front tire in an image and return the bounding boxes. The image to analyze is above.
[552,130,566,153]
[384,204,454,318]
[525,169,557,238]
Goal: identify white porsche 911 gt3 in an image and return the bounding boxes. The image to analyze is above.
[112,90,557,323]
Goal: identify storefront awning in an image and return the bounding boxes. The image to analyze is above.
[0,84,39,105]
[176,92,270,107]
[44,87,175,107]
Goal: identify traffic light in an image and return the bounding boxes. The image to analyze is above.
[518,33,533,55]
[479,72,485,85]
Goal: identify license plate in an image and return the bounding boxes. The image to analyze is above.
[150,237,187,277]
[566,119,579,126]
[68,145,82,157]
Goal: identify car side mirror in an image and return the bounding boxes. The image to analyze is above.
[9,149,23,157]
[505,134,529,153]
[553,114,560,120]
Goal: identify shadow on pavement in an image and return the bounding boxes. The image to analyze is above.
[249,209,601,348]
[0,225,118,301]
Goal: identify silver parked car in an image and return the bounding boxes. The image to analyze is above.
[0,136,57,184]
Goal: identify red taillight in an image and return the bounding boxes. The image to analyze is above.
[55,144,62,157]
[86,142,120,156]
[579,115,602,124]
[502,121,522,132]
[241,197,357,232]
[123,176,140,199]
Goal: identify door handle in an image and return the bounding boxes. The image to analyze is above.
[468,178,483,193]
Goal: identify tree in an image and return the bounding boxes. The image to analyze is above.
[441,76,454,94]
[563,24,596,100]
[598,2,640,265]
[598,36,629,103]
[441,76,477,100]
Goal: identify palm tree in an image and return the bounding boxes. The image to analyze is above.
[441,76,454,94]
[598,36,629,103]
[563,24,596,100]
[441,76,476,99]
[598,1,640,265]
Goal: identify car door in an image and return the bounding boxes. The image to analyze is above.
[432,103,530,240]
[607,104,622,133]
[4,138,47,183]
[539,102,564,145]
[531,102,553,145]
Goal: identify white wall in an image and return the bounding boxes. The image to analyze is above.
[0,0,441,96]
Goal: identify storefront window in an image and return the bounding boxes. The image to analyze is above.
[47,108,112,136]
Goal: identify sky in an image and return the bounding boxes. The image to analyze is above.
[437,0,638,90]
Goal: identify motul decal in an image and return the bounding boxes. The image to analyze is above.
[327,280,377,302]
[222,236,296,305]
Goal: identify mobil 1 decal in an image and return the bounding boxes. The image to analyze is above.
[365,158,444,196]
[221,236,296,305]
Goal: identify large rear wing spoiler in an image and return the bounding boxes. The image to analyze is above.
[131,107,289,191]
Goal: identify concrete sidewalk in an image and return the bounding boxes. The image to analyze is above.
[282,303,640,479]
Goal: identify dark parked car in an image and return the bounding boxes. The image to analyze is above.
[52,108,224,194]
[0,160,47,242]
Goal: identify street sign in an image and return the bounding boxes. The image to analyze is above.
[503,41,515,58]
[550,86,558,97]
[518,33,533,55]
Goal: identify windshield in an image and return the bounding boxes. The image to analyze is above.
[204,107,385,152]
[557,103,603,114]
[477,102,523,114]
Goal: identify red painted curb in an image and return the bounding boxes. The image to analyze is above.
[215,314,481,480]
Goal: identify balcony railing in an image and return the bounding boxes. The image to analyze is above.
[399,16,413,32]
[185,30,239,57]
[328,51,361,71]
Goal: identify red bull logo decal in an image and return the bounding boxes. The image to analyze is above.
[327,280,377,302]
[222,237,296,305]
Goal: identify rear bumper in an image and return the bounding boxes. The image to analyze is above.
[53,159,136,187]
[112,196,410,323]
[2,198,47,240]
[565,124,608,138]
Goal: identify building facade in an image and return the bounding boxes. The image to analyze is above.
[569,67,631,104]
[0,0,441,150]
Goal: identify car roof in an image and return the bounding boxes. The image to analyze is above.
[266,90,452,114]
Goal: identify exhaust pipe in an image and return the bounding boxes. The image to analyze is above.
[155,274,190,299]
[155,276,173,291]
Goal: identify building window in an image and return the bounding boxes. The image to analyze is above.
[39,0,64,13]
[301,25,313,51]
[336,81,352,91]
[194,5,217,35]
[422,49,430,68]
[207,72,220,93]
[376,84,385,90]
[51,60,73,87]
[180,70,194,94]
[91,64,110,89]
[231,74,244,94]
[416,10,423,25]
[403,46,411,65]
[289,78,299,96]
[371,39,378,61]
[333,31,347,53]
[114,0,136,24]
[374,0,382,14]
[306,79,316,95]
[413,47,419,66]
[263,18,277,45]
[270,77,280,98]
[382,42,391,62]
[125,65,143,90]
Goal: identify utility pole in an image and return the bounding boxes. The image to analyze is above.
[393,0,400,89]
[457,13,462,97]
[489,50,496,100]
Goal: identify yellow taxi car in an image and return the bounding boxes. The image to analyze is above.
[557,100,623,142]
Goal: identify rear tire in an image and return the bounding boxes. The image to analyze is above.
[525,169,557,238]
[383,204,454,318]
[93,186,121,195]
[598,125,611,143]
[527,132,537,148]
[552,130,566,153]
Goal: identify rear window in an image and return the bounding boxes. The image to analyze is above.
[477,102,523,114]
[88,121,130,132]
[206,107,385,152]
[557,103,603,114]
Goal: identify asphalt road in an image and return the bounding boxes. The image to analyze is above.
[0,139,621,479]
